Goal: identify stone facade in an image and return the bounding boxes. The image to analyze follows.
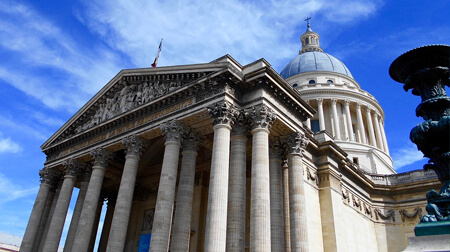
[20,52,440,251]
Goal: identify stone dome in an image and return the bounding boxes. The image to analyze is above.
[280,51,353,79]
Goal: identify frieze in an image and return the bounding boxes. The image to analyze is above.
[374,208,396,222]
[306,167,319,186]
[55,72,211,144]
[54,98,193,159]
[399,207,423,222]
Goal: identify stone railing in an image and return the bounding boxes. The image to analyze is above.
[367,169,437,186]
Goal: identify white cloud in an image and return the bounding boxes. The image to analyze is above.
[391,142,425,170]
[0,0,122,113]
[0,172,37,204]
[0,133,22,154]
[78,0,381,69]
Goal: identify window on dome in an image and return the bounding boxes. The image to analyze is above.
[292,83,298,88]
[305,38,309,44]
[311,37,315,44]
[327,80,334,84]
[308,80,316,84]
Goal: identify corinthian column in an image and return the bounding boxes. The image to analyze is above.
[282,161,291,252]
[170,130,203,252]
[331,98,341,140]
[72,148,113,252]
[204,101,237,252]
[247,104,276,252]
[286,133,310,252]
[344,100,354,141]
[20,168,57,252]
[355,103,367,144]
[64,166,91,252]
[150,121,184,252]
[379,118,390,153]
[373,113,384,151]
[317,99,325,131]
[226,112,247,252]
[107,135,147,252]
[365,107,377,147]
[269,138,285,251]
[43,159,83,252]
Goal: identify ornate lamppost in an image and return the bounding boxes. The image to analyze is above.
[390,45,450,236]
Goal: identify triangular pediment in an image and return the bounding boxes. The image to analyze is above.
[42,55,244,151]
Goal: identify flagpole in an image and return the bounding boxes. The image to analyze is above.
[151,38,163,68]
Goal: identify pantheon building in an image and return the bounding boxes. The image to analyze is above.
[20,23,439,252]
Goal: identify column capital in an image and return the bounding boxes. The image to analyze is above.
[231,111,248,136]
[356,102,362,109]
[80,165,92,182]
[122,134,148,157]
[62,158,85,178]
[39,167,59,186]
[160,120,185,143]
[207,101,238,127]
[316,98,324,105]
[331,98,338,105]
[269,137,284,159]
[284,132,310,156]
[90,148,114,168]
[245,104,277,131]
[182,129,204,151]
[344,99,351,106]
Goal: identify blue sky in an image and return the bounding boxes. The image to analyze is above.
[0,0,448,247]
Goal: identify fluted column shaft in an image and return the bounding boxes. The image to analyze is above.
[282,163,291,252]
[286,133,309,252]
[20,168,56,252]
[107,135,147,252]
[170,131,201,252]
[365,108,377,147]
[38,181,62,252]
[72,148,112,252]
[373,113,384,151]
[317,99,325,131]
[248,105,276,252]
[204,102,236,252]
[33,189,55,252]
[226,120,247,252]
[64,169,90,252]
[355,103,366,144]
[150,121,184,252]
[379,119,390,154]
[331,99,341,140]
[43,159,82,252]
[269,140,285,252]
[344,100,355,141]
[204,124,232,251]
[250,128,271,252]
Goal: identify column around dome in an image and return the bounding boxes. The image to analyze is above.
[331,98,341,140]
[373,113,384,151]
[365,107,377,147]
[379,118,390,154]
[344,100,355,142]
[355,103,367,144]
[317,98,325,131]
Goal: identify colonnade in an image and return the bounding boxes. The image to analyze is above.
[306,98,389,153]
[21,102,311,252]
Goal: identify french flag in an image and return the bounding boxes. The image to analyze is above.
[151,38,163,67]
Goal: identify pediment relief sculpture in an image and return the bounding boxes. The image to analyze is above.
[58,71,211,142]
